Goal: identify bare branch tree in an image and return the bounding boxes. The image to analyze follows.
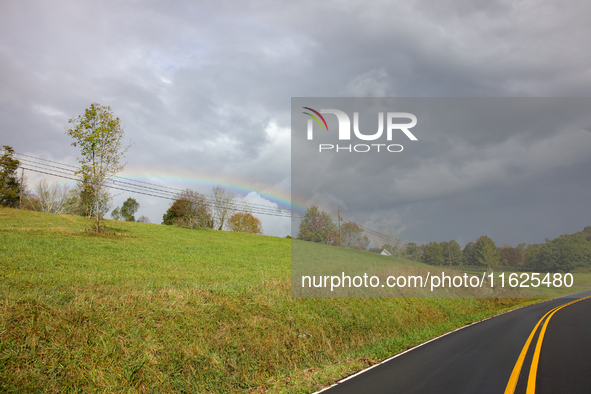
[211,186,235,230]
[340,222,370,250]
[377,229,405,257]
[33,180,74,214]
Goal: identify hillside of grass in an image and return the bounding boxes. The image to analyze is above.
[0,208,538,393]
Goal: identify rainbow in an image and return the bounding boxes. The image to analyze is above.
[118,167,308,213]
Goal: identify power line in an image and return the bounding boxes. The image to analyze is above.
[14,152,302,216]
[5,158,412,247]
[13,165,300,219]
[9,153,414,240]
[12,152,303,218]
[340,215,411,248]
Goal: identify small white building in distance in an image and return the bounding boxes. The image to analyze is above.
[369,248,392,256]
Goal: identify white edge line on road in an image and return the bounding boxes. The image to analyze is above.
[311,290,591,394]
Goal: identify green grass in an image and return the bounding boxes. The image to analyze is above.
[1,208,540,393]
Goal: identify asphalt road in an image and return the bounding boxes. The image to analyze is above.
[320,290,591,394]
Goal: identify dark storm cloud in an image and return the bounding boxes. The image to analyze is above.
[291,98,591,245]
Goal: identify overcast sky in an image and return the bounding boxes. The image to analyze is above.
[1,0,590,246]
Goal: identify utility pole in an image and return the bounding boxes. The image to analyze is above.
[338,209,341,247]
[19,168,24,209]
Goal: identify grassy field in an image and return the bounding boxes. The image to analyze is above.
[1,208,541,393]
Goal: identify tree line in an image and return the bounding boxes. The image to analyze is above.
[160,186,262,234]
[0,103,262,235]
[1,145,262,234]
[296,205,591,273]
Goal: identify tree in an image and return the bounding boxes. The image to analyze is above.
[136,215,150,224]
[418,244,427,262]
[227,212,263,234]
[525,243,542,269]
[380,229,403,257]
[341,222,370,250]
[297,205,337,244]
[463,242,476,266]
[0,145,23,208]
[112,199,143,222]
[424,242,444,266]
[29,179,74,214]
[66,181,112,219]
[162,189,212,229]
[120,197,139,222]
[211,185,235,230]
[516,243,528,267]
[473,236,500,268]
[65,103,130,232]
[162,198,190,225]
[499,243,520,266]
[405,242,421,261]
[22,194,41,211]
[441,240,463,266]
[111,207,122,220]
[530,237,591,273]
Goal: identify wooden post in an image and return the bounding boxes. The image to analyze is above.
[19,168,24,209]
[338,209,341,247]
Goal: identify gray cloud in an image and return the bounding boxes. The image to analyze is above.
[2,0,591,241]
[292,98,591,246]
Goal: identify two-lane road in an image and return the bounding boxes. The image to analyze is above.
[535,295,591,394]
[320,291,591,394]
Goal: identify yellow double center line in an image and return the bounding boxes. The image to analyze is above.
[504,296,590,394]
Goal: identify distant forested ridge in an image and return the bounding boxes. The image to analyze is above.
[295,207,591,274]
[415,226,591,273]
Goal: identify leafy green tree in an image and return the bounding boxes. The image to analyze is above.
[441,240,463,266]
[463,242,476,266]
[111,207,121,220]
[67,181,112,219]
[473,236,500,268]
[341,222,369,250]
[163,198,189,225]
[499,244,520,266]
[227,212,263,234]
[424,242,444,266]
[554,226,591,243]
[418,244,427,262]
[120,197,139,222]
[0,146,23,208]
[439,241,448,259]
[530,237,591,272]
[516,243,528,267]
[162,190,212,229]
[405,242,421,261]
[297,205,337,245]
[525,244,542,268]
[136,215,150,224]
[65,103,130,232]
